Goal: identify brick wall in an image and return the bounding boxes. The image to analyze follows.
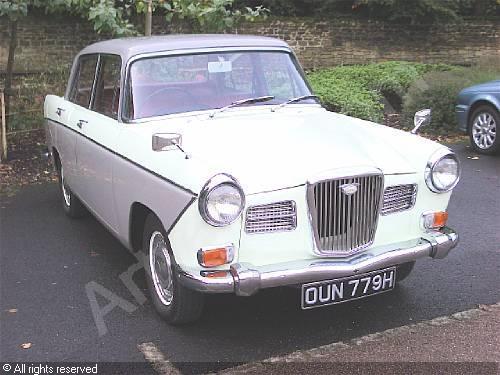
[0,16,500,71]
[1,14,498,131]
[1,14,499,74]
[238,17,500,69]
[0,15,105,74]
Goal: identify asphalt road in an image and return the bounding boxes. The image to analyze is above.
[1,142,499,373]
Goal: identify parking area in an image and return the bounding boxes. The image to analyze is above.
[0,142,499,372]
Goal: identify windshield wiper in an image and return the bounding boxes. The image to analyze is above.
[209,96,275,118]
[272,95,319,112]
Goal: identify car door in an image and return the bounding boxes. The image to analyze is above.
[74,54,122,232]
[58,54,99,196]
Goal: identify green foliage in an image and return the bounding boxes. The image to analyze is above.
[357,0,462,24]
[87,1,136,36]
[0,1,268,36]
[306,62,454,123]
[402,60,500,134]
[242,0,500,21]
[0,0,28,20]
[308,71,384,122]
[163,0,269,32]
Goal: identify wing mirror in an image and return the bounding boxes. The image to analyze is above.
[152,133,190,159]
[411,109,432,135]
[152,133,182,151]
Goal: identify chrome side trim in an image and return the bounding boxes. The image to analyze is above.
[178,227,459,295]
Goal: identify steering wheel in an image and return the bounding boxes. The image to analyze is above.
[137,87,202,117]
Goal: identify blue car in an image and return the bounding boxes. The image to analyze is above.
[456,80,500,154]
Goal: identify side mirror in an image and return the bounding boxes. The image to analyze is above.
[152,133,190,159]
[411,109,432,135]
[152,133,182,151]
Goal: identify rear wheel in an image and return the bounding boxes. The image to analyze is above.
[142,214,204,324]
[58,164,86,218]
[468,105,499,155]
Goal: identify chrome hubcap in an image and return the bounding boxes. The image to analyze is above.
[149,231,174,306]
[61,168,71,207]
[472,112,497,150]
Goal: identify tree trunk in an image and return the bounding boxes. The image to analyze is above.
[4,19,18,132]
[0,91,7,162]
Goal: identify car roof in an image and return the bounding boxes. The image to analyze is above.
[79,34,291,62]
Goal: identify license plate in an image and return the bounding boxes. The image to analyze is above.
[301,267,396,310]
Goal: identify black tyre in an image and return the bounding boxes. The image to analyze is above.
[142,213,204,324]
[468,105,499,155]
[58,164,86,218]
[396,261,415,282]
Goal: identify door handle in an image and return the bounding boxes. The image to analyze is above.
[77,119,88,129]
[56,107,65,117]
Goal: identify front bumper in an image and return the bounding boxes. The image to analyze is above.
[178,227,458,296]
[455,104,469,132]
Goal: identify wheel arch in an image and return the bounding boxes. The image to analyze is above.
[129,202,174,253]
[52,147,61,171]
[468,99,500,129]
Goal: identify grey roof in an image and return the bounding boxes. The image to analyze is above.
[79,34,291,62]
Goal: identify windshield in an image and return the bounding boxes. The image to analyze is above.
[125,51,315,120]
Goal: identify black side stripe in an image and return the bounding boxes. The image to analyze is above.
[166,196,196,236]
[45,117,197,197]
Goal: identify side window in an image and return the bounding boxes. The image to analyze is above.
[69,55,98,108]
[93,55,122,119]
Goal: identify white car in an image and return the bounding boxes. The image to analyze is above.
[44,35,460,324]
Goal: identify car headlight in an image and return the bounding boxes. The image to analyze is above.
[199,174,245,227]
[425,149,460,193]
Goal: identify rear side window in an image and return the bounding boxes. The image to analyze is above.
[93,55,122,119]
[69,54,98,108]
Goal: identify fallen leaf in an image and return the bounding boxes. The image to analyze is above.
[20,342,32,349]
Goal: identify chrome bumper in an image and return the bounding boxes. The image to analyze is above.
[178,227,458,297]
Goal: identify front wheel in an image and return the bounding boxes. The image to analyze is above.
[468,105,499,155]
[142,214,204,325]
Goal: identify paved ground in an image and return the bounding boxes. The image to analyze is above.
[221,303,500,374]
[0,142,499,374]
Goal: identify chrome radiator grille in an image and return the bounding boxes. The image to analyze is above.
[310,174,383,255]
[245,201,297,234]
[381,184,417,215]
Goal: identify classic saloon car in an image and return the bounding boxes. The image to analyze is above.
[44,35,460,324]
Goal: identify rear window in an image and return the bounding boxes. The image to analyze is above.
[69,54,98,108]
[92,55,122,119]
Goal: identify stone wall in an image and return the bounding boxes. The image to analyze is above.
[237,17,500,69]
[0,14,498,131]
[1,14,499,74]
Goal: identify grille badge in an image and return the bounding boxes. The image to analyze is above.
[340,183,360,196]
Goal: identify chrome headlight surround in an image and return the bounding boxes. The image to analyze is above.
[425,149,461,193]
[198,174,245,227]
